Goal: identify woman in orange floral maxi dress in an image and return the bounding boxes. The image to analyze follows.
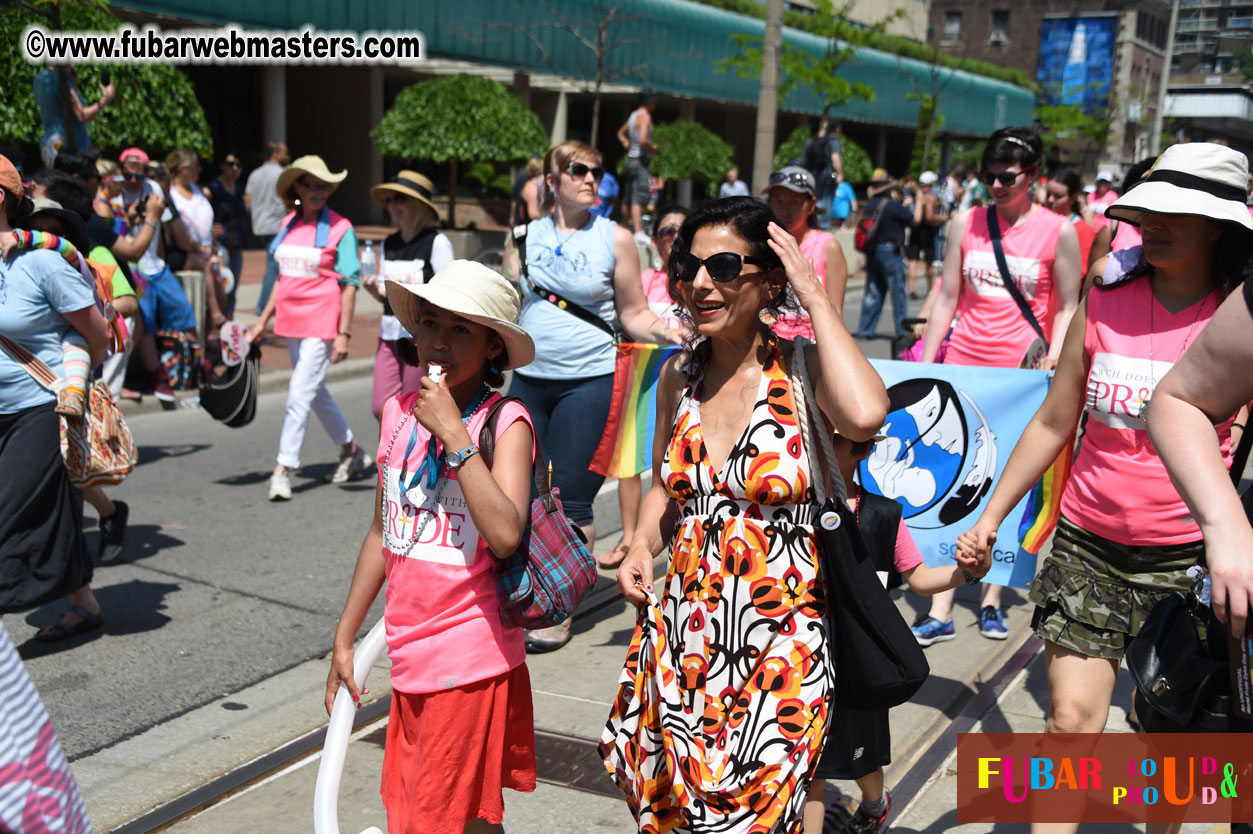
[601,197,889,834]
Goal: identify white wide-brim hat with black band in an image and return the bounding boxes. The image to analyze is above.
[370,170,439,216]
[276,155,347,198]
[1105,142,1253,232]
[386,260,535,370]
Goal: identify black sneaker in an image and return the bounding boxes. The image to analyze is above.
[99,500,129,564]
[843,790,890,834]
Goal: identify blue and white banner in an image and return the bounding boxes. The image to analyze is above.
[858,360,1054,588]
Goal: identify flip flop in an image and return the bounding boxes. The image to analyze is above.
[596,541,630,570]
[35,604,104,643]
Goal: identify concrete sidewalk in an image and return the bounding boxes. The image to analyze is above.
[114,552,1045,833]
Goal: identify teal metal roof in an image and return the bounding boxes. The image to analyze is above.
[114,0,1034,135]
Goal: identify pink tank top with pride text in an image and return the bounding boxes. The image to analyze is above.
[1060,277,1234,545]
[945,205,1067,368]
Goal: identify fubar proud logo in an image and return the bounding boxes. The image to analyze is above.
[957,733,1252,824]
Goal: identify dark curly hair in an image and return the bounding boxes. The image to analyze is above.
[666,196,790,378]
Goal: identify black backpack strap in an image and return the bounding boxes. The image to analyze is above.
[987,207,1049,347]
[512,223,617,340]
[1231,417,1253,488]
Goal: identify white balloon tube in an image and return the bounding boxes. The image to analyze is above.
[313,618,388,834]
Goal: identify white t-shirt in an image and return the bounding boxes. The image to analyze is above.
[378,232,455,341]
[122,180,174,277]
[170,185,214,248]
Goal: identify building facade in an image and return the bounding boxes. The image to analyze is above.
[928,0,1171,175]
[1165,0,1253,155]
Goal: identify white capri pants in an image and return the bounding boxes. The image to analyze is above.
[277,337,353,469]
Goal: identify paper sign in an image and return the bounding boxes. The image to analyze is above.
[219,321,250,367]
[1019,337,1048,369]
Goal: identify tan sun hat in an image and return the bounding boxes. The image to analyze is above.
[1105,142,1253,232]
[386,260,535,370]
[276,155,347,199]
[371,170,439,216]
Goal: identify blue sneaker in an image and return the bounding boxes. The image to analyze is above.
[910,615,955,647]
[979,606,1009,640]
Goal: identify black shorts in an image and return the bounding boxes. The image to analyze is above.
[905,224,938,262]
[812,705,892,781]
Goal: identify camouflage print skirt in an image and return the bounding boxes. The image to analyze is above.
[1029,515,1202,660]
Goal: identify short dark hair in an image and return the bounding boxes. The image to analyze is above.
[637,88,656,107]
[981,127,1043,172]
[39,173,92,221]
[53,148,99,182]
[1122,156,1156,195]
[267,141,285,158]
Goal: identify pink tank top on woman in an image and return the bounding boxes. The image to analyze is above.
[944,206,1067,368]
[773,229,832,340]
[1111,219,1142,252]
[641,267,682,333]
[273,209,354,340]
[1060,277,1234,546]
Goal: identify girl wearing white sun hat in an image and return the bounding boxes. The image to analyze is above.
[328,260,539,834]
[958,142,1253,804]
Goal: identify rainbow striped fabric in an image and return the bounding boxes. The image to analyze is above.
[589,342,683,479]
[1017,439,1075,554]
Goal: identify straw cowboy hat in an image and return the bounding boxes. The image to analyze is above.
[386,260,536,370]
[866,168,896,198]
[276,155,347,198]
[370,170,439,216]
[1105,142,1253,232]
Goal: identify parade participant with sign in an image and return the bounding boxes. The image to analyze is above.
[914,127,1082,644]
[957,145,1250,833]
[363,171,454,420]
[603,197,888,834]
[326,261,538,834]
[249,155,371,501]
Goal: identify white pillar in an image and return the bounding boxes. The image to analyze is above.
[677,99,696,206]
[550,90,569,146]
[261,66,286,143]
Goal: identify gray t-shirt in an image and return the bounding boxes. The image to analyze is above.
[246,160,285,236]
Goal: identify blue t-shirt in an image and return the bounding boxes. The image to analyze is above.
[0,250,96,414]
[591,173,619,219]
[518,215,618,378]
[832,181,856,219]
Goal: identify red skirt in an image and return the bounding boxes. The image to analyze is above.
[381,663,536,834]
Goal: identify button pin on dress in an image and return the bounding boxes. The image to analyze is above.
[820,510,841,531]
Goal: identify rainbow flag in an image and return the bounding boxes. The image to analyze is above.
[590,343,683,479]
[1017,438,1075,554]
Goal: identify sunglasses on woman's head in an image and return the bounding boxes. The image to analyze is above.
[980,168,1032,187]
[673,251,768,283]
[566,162,605,181]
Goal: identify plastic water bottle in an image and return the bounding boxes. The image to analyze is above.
[360,240,376,283]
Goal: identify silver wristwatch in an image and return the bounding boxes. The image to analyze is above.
[443,444,480,470]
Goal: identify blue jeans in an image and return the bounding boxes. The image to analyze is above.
[857,243,909,338]
[507,371,615,526]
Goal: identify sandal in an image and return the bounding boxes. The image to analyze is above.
[596,540,630,569]
[35,604,104,642]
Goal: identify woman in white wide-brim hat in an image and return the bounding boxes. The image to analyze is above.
[250,155,372,501]
[362,170,454,420]
[327,260,540,834]
[958,142,1253,807]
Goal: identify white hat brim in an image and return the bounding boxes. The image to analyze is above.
[386,281,535,371]
[1106,181,1253,231]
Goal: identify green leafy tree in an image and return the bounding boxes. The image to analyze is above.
[1034,102,1110,168]
[372,74,548,227]
[649,121,734,197]
[907,95,944,176]
[717,0,902,114]
[0,1,212,158]
[773,124,872,184]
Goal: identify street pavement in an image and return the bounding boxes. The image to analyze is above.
[17,263,1222,833]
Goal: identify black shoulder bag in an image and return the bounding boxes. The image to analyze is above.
[986,207,1049,349]
[512,223,618,340]
[790,338,930,710]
